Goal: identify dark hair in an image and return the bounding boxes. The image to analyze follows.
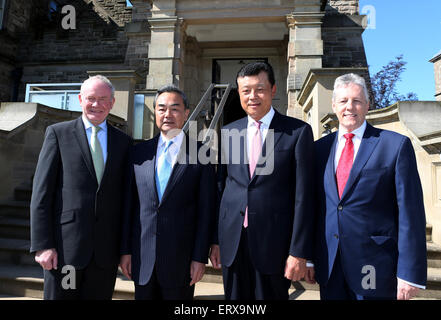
[236,62,276,88]
[154,84,189,110]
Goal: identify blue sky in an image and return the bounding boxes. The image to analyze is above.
[359,0,441,101]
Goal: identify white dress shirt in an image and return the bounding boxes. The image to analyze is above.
[156,130,185,170]
[82,116,108,164]
[246,106,275,158]
[334,121,366,172]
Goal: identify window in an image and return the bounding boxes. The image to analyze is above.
[25,83,82,112]
[0,0,6,30]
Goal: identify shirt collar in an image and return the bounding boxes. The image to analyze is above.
[247,106,275,128]
[338,120,366,141]
[158,130,185,149]
[82,115,107,132]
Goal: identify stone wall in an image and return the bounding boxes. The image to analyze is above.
[84,0,132,26]
[13,0,130,101]
[124,0,151,90]
[0,102,127,202]
[0,0,36,102]
[326,0,359,15]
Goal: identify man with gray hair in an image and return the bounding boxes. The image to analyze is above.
[30,75,132,299]
[312,73,427,300]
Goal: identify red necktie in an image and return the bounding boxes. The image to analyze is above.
[336,133,355,199]
[244,121,262,228]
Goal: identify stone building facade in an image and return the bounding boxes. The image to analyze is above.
[0,0,369,139]
[430,50,441,102]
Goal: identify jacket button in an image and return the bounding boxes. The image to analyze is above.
[334,234,339,239]
[338,205,343,211]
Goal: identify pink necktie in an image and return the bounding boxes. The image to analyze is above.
[336,133,355,199]
[244,121,262,228]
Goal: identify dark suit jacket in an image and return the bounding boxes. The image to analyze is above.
[30,117,132,269]
[314,123,427,297]
[121,134,216,287]
[217,110,315,274]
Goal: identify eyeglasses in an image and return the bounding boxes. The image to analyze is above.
[84,96,112,104]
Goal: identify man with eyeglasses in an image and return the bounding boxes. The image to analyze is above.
[30,75,132,299]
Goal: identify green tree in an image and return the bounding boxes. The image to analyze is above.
[370,55,418,109]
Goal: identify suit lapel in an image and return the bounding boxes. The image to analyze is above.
[73,117,96,182]
[325,132,339,201]
[230,117,250,183]
[340,123,380,201]
[100,122,115,187]
[147,135,160,203]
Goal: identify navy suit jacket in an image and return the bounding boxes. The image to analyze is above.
[121,134,216,287]
[30,117,132,269]
[314,123,427,297]
[217,110,315,274]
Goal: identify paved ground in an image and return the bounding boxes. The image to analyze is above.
[0,280,320,300]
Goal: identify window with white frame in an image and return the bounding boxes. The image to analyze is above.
[0,0,6,30]
[25,83,82,112]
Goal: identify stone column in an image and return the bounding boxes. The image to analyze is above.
[146,0,186,89]
[286,1,324,120]
[143,0,187,139]
[430,52,441,102]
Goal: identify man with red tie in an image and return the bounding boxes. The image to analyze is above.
[312,73,427,300]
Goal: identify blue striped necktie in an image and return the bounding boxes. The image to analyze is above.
[156,140,173,201]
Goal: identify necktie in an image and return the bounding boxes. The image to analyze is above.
[156,140,173,201]
[90,125,105,184]
[244,121,262,228]
[336,133,355,199]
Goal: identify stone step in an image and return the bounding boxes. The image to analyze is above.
[0,263,320,300]
[417,267,441,299]
[14,186,32,202]
[0,201,30,219]
[428,241,441,268]
[427,224,433,242]
[0,237,34,265]
[0,216,30,239]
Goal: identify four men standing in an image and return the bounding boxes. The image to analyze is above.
[30,65,427,300]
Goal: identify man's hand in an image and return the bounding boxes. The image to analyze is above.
[35,248,58,270]
[209,244,221,269]
[284,255,307,281]
[397,279,420,300]
[190,261,205,286]
[120,254,132,280]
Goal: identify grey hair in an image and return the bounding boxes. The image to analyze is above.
[81,75,115,98]
[153,84,189,110]
[332,73,369,103]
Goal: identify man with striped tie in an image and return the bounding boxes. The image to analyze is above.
[30,75,132,299]
[120,85,216,300]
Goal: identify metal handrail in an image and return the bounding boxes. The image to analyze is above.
[202,84,232,143]
[182,84,232,142]
[182,83,215,133]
